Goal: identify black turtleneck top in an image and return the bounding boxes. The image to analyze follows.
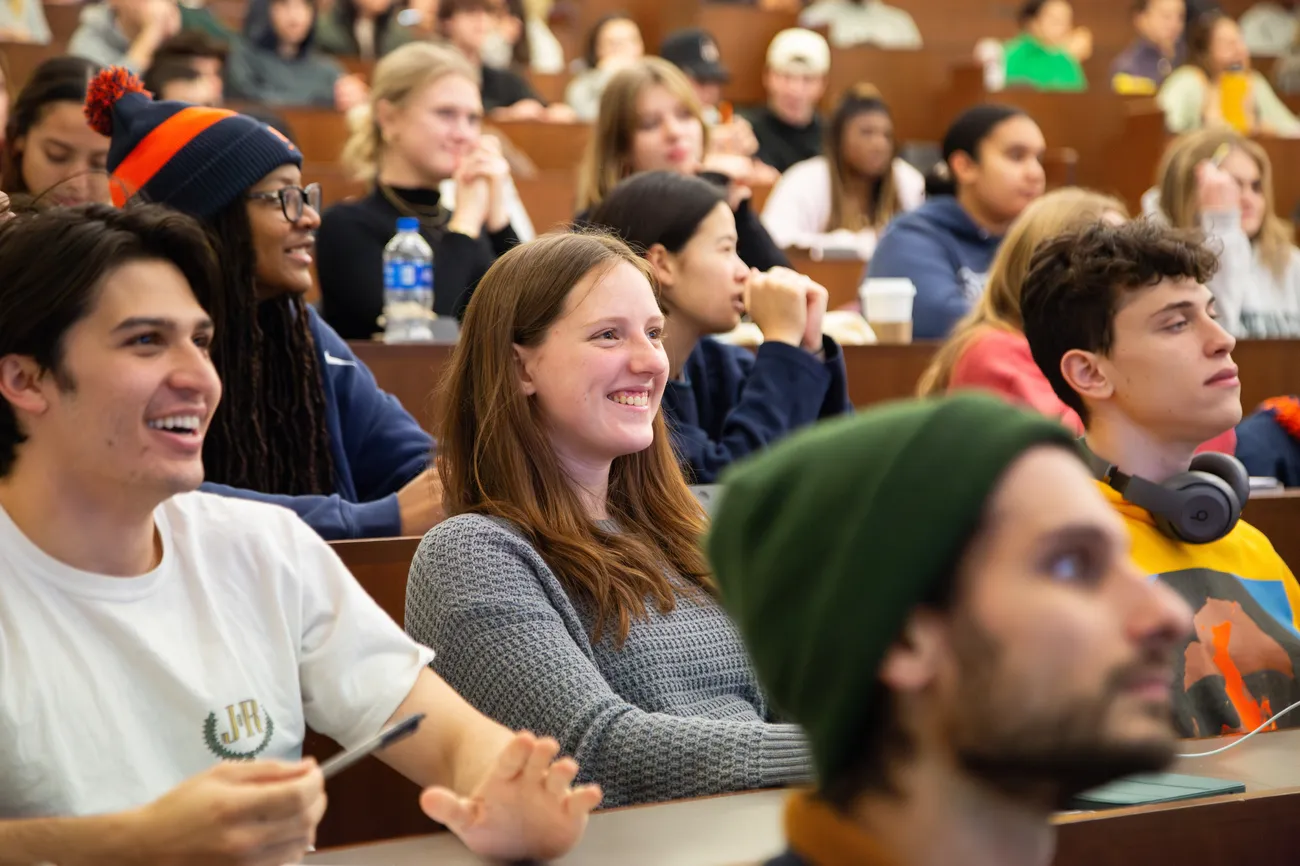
[315,185,520,340]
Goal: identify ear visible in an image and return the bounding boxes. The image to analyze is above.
[644,243,677,290]
[949,150,978,187]
[878,608,946,695]
[0,355,53,418]
[512,343,538,397]
[1059,348,1113,406]
[375,98,399,144]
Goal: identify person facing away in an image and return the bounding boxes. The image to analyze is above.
[1112,0,1187,95]
[918,186,1238,453]
[797,0,922,50]
[761,84,925,260]
[69,0,181,73]
[86,66,442,541]
[0,202,604,864]
[589,171,851,483]
[866,104,1046,340]
[318,42,522,339]
[575,57,790,273]
[564,13,644,122]
[1152,128,1300,338]
[1021,219,1300,738]
[226,0,369,109]
[404,232,813,808]
[1003,0,1089,91]
[708,393,1192,866]
[1157,11,1300,134]
[0,56,111,208]
[743,28,830,174]
[1237,395,1300,485]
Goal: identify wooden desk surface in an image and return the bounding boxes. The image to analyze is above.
[306,729,1300,865]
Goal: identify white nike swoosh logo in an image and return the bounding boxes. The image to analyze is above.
[323,352,357,367]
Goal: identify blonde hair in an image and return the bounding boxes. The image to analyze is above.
[1156,128,1294,280]
[576,57,709,211]
[341,41,480,187]
[917,187,1127,396]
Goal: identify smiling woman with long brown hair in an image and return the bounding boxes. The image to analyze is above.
[405,230,811,808]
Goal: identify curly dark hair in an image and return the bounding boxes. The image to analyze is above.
[1020,219,1220,426]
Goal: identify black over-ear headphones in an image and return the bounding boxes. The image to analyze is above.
[1079,441,1249,544]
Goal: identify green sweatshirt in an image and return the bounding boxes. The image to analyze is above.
[1003,33,1087,92]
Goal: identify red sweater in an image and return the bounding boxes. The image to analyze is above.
[949,327,1237,454]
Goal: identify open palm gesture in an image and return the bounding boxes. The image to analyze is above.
[420,732,602,860]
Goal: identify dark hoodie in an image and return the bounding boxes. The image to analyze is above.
[864,196,1003,340]
[225,6,344,107]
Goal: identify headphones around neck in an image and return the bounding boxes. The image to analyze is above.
[1079,441,1249,544]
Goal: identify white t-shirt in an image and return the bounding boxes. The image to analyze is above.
[0,492,434,818]
[760,155,926,258]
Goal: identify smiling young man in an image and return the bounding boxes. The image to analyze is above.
[1021,219,1300,738]
[0,204,600,865]
[709,394,1190,866]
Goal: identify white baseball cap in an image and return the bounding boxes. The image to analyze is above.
[766,28,831,75]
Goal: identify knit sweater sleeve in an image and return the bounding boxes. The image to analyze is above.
[405,515,810,807]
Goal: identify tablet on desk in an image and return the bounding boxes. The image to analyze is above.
[1069,772,1245,810]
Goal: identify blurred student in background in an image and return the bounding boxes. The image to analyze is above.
[69,0,181,72]
[1112,0,1186,94]
[227,0,369,108]
[314,0,413,58]
[1003,0,1089,91]
[798,0,922,49]
[565,13,644,122]
[438,0,573,121]
[0,57,109,207]
[0,0,50,43]
[576,57,788,271]
[1158,11,1300,134]
[1152,129,1300,337]
[589,171,850,483]
[319,42,524,338]
[762,85,924,259]
[867,104,1045,340]
[744,28,829,174]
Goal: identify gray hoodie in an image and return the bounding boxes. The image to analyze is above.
[225,36,343,107]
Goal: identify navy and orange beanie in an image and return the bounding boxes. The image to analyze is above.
[85,67,301,220]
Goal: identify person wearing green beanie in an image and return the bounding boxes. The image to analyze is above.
[708,393,1191,866]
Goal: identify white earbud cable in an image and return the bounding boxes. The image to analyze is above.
[1176,697,1300,758]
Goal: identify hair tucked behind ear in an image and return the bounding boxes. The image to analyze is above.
[197,197,336,495]
[438,231,712,646]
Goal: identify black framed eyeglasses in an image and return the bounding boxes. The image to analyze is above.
[246,182,323,222]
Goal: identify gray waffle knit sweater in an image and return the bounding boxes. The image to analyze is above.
[405,513,811,807]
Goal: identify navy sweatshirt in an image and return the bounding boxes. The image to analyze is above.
[663,336,851,483]
[1237,401,1300,486]
[864,196,1004,340]
[200,307,433,539]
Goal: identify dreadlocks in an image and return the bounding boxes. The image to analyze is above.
[198,196,337,495]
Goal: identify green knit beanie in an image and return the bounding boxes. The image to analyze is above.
[707,393,1077,784]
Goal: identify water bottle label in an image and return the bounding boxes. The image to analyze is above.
[384,262,433,293]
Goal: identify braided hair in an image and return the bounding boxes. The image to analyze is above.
[198,196,336,495]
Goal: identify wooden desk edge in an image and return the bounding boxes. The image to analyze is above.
[1052,783,1300,825]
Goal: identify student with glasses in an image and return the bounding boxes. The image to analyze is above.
[84,67,443,540]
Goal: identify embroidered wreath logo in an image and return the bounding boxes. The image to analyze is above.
[204,709,275,761]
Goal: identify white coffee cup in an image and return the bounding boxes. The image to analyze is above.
[859,278,916,344]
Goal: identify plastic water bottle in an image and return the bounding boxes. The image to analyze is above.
[382,216,434,343]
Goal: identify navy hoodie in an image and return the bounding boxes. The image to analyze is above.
[662,336,852,483]
[200,307,432,540]
[864,196,1004,340]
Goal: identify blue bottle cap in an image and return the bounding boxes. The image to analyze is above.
[396,216,420,232]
